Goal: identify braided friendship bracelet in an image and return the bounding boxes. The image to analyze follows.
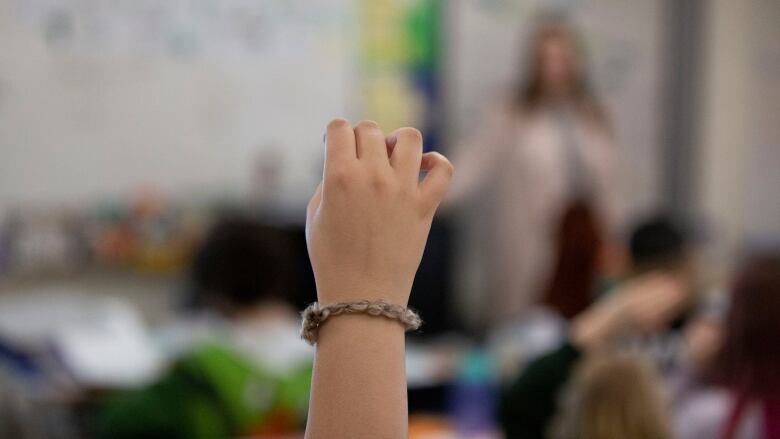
[300,300,422,345]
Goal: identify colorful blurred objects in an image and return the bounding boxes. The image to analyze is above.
[359,0,441,147]
[0,190,216,279]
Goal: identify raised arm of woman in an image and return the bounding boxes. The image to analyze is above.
[304,119,453,439]
[444,103,516,205]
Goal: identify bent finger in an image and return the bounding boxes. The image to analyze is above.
[354,120,389,167]
[324,118,356,174]
[389,127,424,183]
[419,152,454,212]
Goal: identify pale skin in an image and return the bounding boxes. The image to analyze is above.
[571,271,692,352]
[304,119,453,439]
[301,118,687,438]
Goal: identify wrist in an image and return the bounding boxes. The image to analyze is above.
[315,278,412,307]
[301,300,421,345]
[317,312,406,346]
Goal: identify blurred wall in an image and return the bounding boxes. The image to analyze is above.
[698,0,780,276]
[0,0,356,217]
[0,0,680,222]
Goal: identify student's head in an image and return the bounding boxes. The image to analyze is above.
[713,251,780,397]
[543,201,603,319]
[629,216,688,274]
[515,20,603,122]
[553,352,670,439]
[189,217,293,317]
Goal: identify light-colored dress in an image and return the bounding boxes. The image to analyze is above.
[448,102,625,325]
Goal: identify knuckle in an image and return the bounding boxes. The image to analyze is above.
[398,127,423,142]
[327,118,351,130]
[443,160,454,178]
[328,166,351,187]
[355,120,381,131]
[371,172,394,193]
[431,152,454,177]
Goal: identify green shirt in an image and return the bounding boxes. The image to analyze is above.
[500,341,582,439]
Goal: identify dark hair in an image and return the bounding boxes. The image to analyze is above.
[629,217,687,272]
[189,217,293,314]
[543,201,603,320]
[514,20,607,128]
[712,252,780,397]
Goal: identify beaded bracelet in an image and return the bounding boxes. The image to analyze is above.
[300,300,422,345]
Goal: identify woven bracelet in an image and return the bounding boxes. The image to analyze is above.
[300,300,422,345]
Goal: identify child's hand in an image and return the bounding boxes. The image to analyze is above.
[620,272,690,333]
[572,272,690,351]
[305,119,453,306]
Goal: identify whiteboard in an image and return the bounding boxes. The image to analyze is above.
[0,0,357,215]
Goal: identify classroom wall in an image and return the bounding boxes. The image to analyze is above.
[697,0,780,277]
[0,0,356,217]
[0,0,668,222]
[1,0,775,272]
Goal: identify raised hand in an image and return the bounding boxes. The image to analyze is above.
[572,272,691,351]
[306,119,453,307]
[304,119,452,439]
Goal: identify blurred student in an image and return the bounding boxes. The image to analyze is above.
[628,216,691,277]
[500,216,692,438]
[449,19,624,321]
[674,252,780,439]
[551,353,671,439]
[620,216,696,370]
[491,215,688,380]
[98,218,312,439]
[499,270,687,438]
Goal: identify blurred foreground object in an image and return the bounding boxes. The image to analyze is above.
[674,251,780,439]
[97,217,311,439]
[552,352,670,439]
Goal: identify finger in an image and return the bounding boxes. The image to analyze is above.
[306,182,323,224]
[389,127,423,182]
[354,120,389,166]
[419,152,454,211]
[325,118,356,173]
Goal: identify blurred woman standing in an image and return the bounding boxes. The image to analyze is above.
[449,20,625,323]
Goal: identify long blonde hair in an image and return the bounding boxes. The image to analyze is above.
[552,352,671,439]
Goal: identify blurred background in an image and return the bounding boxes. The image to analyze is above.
[0,0,778,438]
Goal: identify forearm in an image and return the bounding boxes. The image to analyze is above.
[305,314,408,439]
[304,119,452,438]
